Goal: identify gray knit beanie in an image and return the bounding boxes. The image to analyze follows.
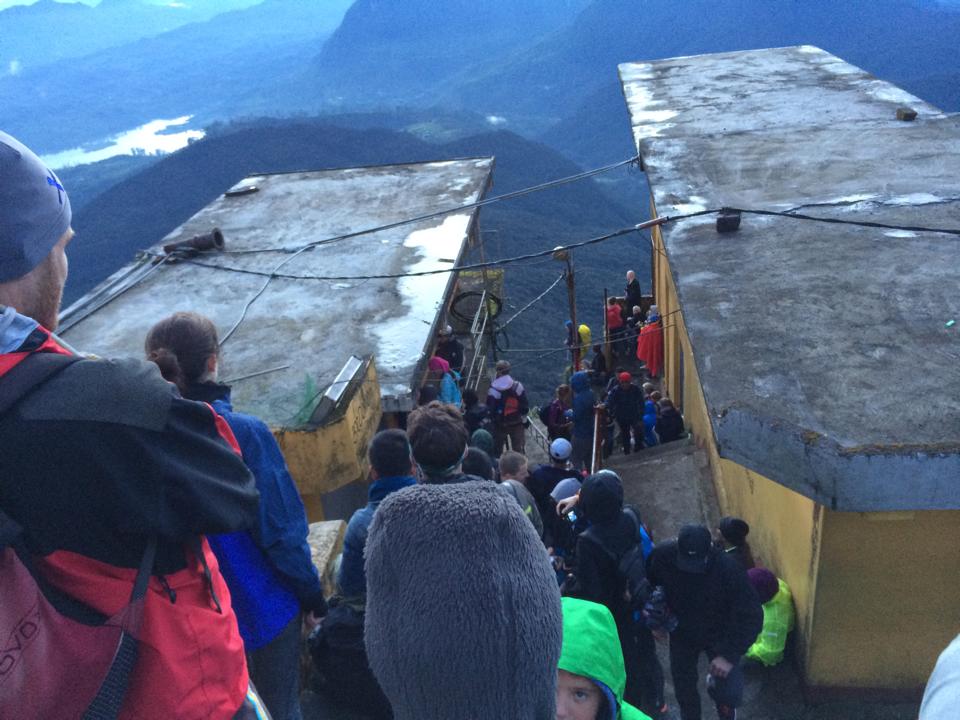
[364,481,562,720]
[0,131,71,283]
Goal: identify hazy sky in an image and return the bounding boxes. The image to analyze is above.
[0,0,97,8]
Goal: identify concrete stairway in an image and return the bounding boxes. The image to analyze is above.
[603,437,720,544]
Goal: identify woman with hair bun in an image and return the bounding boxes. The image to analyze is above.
[146,311,325,720]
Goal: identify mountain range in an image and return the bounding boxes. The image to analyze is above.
[0,0,353,151]
[0,0,263,72]
[4,0,958,157]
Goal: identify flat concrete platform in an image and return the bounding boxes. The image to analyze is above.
[619,46,960,511]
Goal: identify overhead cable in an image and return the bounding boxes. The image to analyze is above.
[192,213,699,291]
[477,273,562,330]
[728,207,960,237]
[223,155,641,256]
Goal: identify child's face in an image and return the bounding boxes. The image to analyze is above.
[556,669,605,720]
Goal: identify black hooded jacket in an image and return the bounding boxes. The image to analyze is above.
[646,540,763,661]
[569,472,638,627]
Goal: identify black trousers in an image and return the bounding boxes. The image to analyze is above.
[619,622,665,716]
[668,638,744,720]
[617,419,644,453]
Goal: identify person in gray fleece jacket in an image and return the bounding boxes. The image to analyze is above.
[364,481,562,719]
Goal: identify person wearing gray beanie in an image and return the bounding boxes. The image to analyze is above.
[0,130,263,718]
[0,130,73,330]
[364,481,562,719]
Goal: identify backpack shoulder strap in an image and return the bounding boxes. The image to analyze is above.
[581,526,620,565]
[623,506,641,536]
[0,351,80,416]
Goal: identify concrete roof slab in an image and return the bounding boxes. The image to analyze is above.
[60,158,494,425]
[619,46,960,510]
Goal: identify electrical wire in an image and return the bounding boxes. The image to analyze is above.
[727,207,960,237]
[499,313,681,355]
[498,273,565,329]
[58,254,176,333]
[221,155,640,256]
[186,211,708,290]
[186,225,647,285]
[204,210,702,346]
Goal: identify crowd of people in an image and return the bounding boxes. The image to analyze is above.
[3,129,952,720]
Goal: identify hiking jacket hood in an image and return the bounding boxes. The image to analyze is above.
[559,597,651,720]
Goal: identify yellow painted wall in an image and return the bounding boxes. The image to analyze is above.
[651,215,822,672]
[651,199,959,691]
[274,360,382,521]
[807,509,960,690]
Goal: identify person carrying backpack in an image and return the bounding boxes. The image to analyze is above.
[566,471,666,717]
[0,130,262,719]
[541,383,572,440]
[486,359,528,455]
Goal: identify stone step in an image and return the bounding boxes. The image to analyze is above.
[307,520,346,596]
[603,439,720,546]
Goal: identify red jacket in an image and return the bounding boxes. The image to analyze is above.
[0,317,258,719]
[636,320,663,377]
[606,305,624,331]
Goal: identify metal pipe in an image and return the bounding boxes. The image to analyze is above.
[163,228,225,255]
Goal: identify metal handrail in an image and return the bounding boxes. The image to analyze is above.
[470,290,488,336]
[464,290,491,391]
[527,411,551,455]
[590,405,606,474]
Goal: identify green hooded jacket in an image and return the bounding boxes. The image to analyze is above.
[559,597,652,720]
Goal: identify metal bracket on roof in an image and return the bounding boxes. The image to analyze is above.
[716,209,742,234]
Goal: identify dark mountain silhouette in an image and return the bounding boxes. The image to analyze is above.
[65,119,636,303]
[0,0,261,72]
[312,0,590,107]
[457,0,960,141]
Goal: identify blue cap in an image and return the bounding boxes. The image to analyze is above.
[0,131,71,283]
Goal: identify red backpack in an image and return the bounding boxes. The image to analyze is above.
[498,382,522,422]
[0,352,155,720]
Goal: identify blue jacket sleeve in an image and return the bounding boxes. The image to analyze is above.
[228,412,326,615]
[337,507,373,598]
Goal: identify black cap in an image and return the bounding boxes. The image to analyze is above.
[719,516,750,546]
[676,525,711,573]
